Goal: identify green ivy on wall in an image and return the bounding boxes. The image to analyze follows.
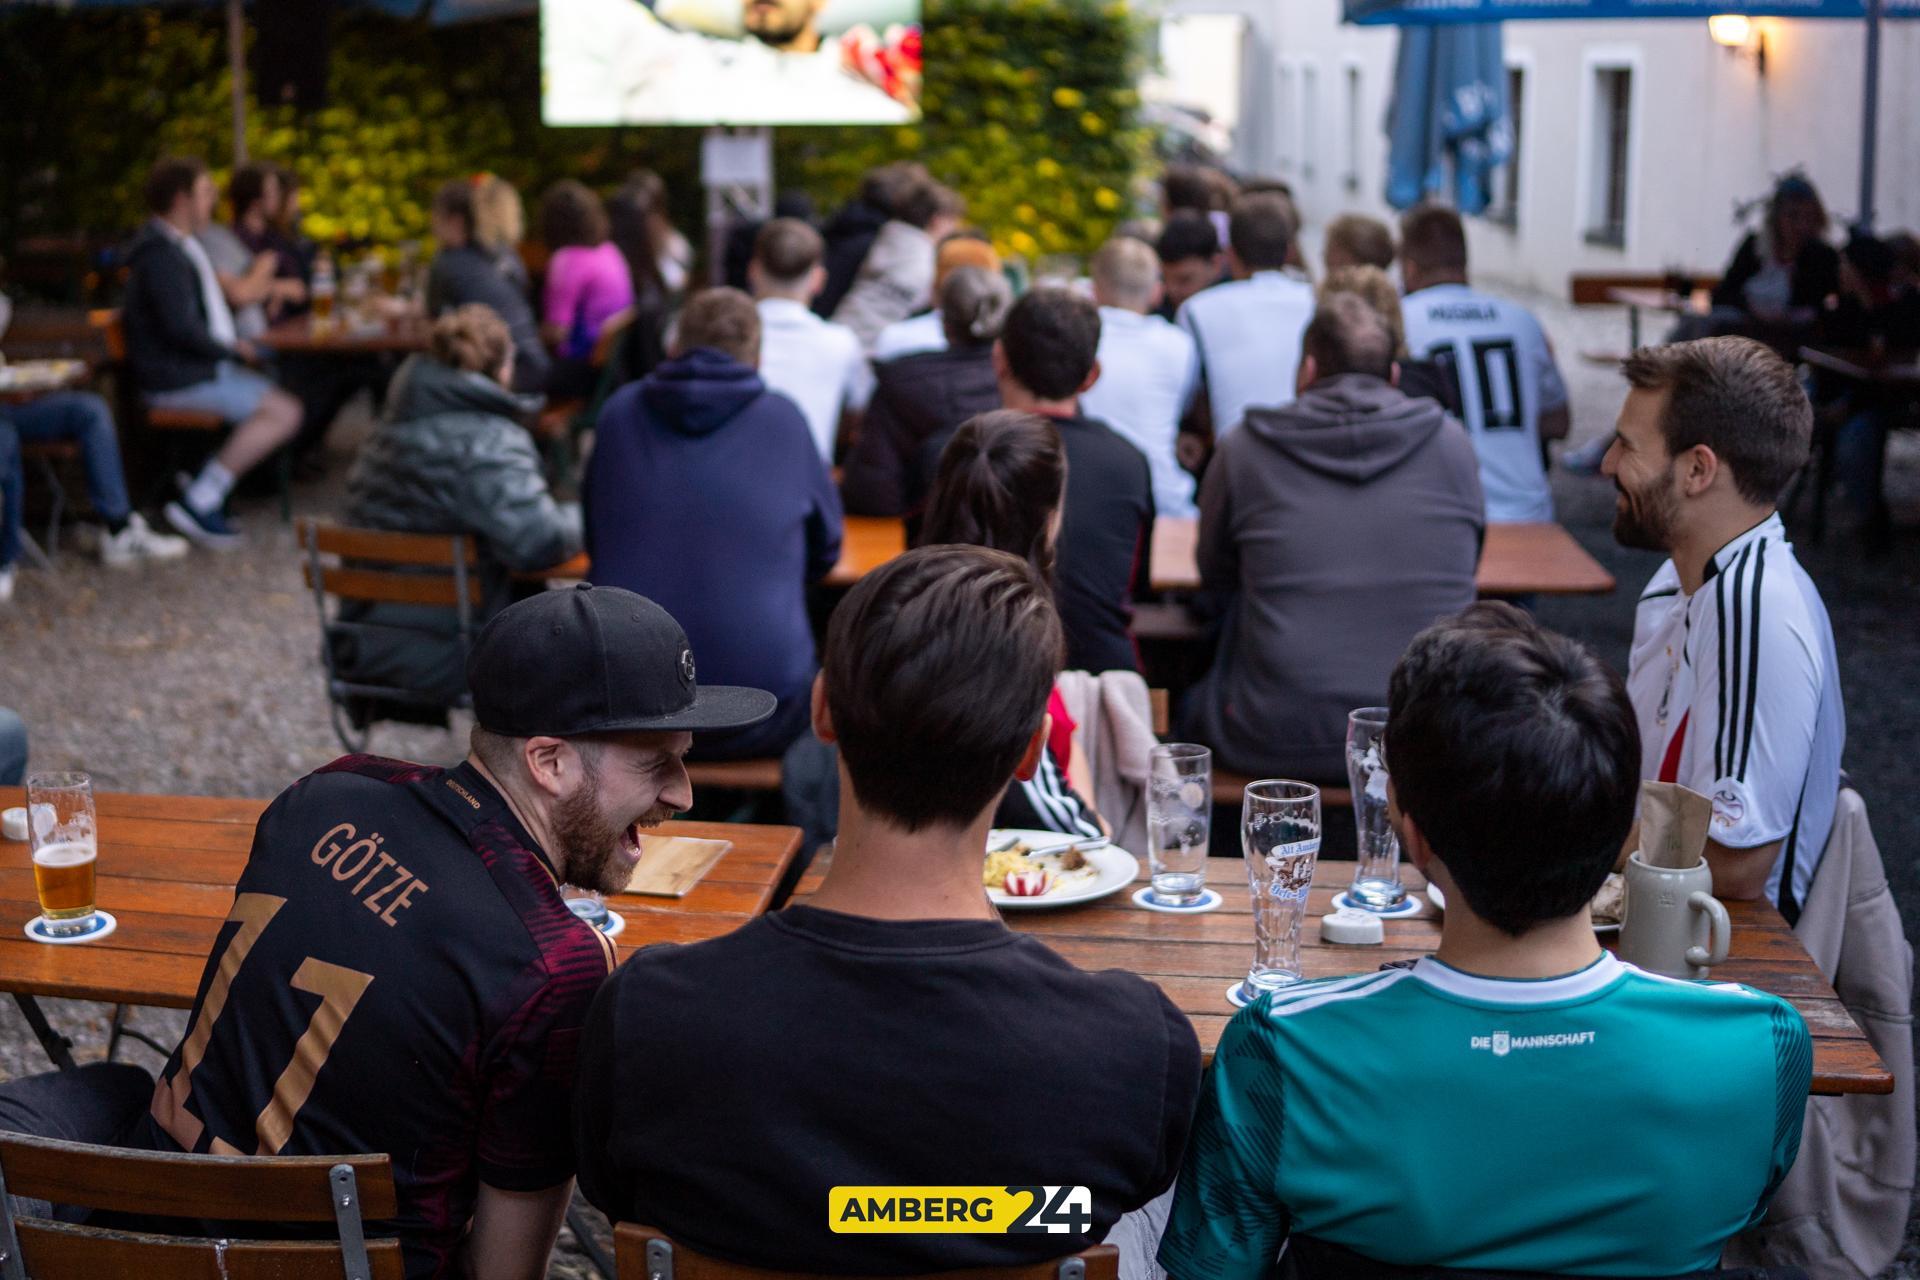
[0,0,1149,270]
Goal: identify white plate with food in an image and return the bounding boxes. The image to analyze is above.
[1427,877,1622,935]
[984,829,1140,910]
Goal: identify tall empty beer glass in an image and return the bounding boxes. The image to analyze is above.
[1241,780,1321,994]
[28,772,97,937]
[1345,707,1406,910]
[1146,744,1211,905]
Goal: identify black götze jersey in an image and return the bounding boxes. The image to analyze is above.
[132,756,614,1278]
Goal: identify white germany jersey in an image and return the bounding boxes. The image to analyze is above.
[1626,515,1845,918]
[1401,283,1568,523]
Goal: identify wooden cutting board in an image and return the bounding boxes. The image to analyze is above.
[623,835,732,898]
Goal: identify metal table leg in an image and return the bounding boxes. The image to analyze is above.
[1628,303,1642,352]
[12,995,76,1073]
[566,1204,616,1280]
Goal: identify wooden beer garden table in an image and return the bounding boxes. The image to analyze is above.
[259,314,431,356]
[0,788,800,1071]
[790,857,1891,1097]
[535,516,1614,598]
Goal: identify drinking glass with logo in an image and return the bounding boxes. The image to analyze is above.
[1241,780,1320,995]
[27,772,98,937]
[1345,707,1405,910]
[562,886,610,931]
[1145,744,1211,906]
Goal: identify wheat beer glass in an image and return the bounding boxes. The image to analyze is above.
[1345,707,1407,909]
[1241,780,1321,994]
[28,772,97,937]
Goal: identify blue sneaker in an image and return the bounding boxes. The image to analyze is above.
[164,497,242,550]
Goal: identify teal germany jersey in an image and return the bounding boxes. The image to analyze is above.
[1158,954,1810,1278]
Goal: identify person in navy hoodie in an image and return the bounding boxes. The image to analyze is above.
[583,287,844,761]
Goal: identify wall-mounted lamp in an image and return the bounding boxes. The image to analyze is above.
[1709,14,1768,76]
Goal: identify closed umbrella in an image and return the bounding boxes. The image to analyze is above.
[1350,0,1920,230]
[1385,21,1509,213]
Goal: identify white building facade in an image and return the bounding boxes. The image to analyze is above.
[1156,0,1920,294]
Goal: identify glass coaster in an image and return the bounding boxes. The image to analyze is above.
[24,910,118,945]
[1132,886,1223,914]
[1332,890,1425,918]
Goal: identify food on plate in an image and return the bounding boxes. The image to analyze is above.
[1591,872,1626,925]
[1003,870,1052,897]
[982,832,1105,900]
[983,847,1033,889]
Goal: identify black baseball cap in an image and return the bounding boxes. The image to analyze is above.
[466,584,776,737]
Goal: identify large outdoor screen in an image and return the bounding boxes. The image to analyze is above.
[543,0,922,126]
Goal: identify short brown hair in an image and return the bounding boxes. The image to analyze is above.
[1621,337,1812,504]
[675,287,761,365]
[1399,204,1468,274]
[1228,193,1296,271]
[1320,265,1407,358]
[473,175,525,253]
[1302,292,1395,381]
[1326,214,1396,270]
[895,179,962,230]
[429,304,513,377]
[540,180,609,250]
[432,179,477,241]
[146,156,207,215]
[824,544,1063,831]
[753,217,824,285]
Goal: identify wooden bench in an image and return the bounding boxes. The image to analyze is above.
[616,1223,1116,1280]
[0,1131,403,1280]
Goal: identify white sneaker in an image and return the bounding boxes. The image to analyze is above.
[0,568,13,604]
[100,513,192,568]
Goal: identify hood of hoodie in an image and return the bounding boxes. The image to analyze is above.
[638,347,767,435]
[1240,373,1448,484]
[385,353,528,425]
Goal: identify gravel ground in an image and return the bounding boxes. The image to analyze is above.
[0,290,1913,1276]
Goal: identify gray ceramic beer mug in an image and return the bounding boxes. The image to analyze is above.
[1619,851,1731,979]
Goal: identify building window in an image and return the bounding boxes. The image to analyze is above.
[1487,64,1523,227]
[1301,64,1318,182]
[1585,66,1632,247]
[1344,65,1363,193]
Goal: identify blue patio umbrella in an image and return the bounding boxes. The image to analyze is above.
[1384,21,1509,213]
[1351,0,1919,229]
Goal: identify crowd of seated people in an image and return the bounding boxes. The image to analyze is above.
[0,142,1893,1280]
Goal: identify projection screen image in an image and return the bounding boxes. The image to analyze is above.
[543,0,923,125]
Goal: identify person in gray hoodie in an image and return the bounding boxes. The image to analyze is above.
[1179,292,1484,783]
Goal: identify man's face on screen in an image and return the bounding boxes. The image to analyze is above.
[743,0,826,50]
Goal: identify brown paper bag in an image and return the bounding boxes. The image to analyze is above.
[1637,781,1714,869]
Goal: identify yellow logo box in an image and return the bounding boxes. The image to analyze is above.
[829,1186,1094,1235]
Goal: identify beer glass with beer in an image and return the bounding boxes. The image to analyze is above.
[27,772,98,937]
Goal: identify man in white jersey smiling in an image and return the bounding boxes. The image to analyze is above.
[1159,602,1810,1279]
[1399,205,1570,522]
[1605,337,1843,921]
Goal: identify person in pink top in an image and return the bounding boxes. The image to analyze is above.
[540,180,634,397]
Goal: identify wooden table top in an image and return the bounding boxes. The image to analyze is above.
[259,316,430,355]
[537,517,1613,599]
[1606,286,1711,315]
[0,788,800,1011]
[1150,517,1614,596]
[793,858,1888,1097]
[1800,345,1920,389]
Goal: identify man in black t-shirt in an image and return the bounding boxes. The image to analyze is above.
[130,585,775,1280]
[994,288,1155,673]
[574,545,1201,1273]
